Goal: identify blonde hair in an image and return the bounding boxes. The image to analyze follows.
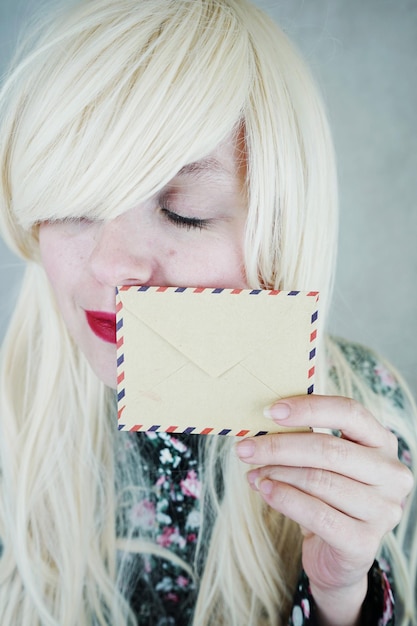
[0,0,415,624]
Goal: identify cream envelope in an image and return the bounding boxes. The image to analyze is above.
[116,287,319,437]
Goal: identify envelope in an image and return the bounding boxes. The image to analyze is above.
[116,287,319,437]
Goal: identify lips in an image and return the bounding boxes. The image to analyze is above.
[85,310,117,344]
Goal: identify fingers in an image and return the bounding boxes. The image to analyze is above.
[235,393,414,540]
[245,478,382,559]
[263,394,395,449]
[236,426,412,490]
[247,465,405,529]
[236,430,402,487]
[235,394,412,490]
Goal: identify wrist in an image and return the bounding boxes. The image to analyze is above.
[309,576,368,626]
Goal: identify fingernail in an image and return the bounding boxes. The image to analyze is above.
[236,440,255,459]
[247,470,259,490]
[259,478,273,495]
[263,402,291,421]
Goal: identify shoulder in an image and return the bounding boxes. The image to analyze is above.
[326,336,407,411]
[325,335,415,470]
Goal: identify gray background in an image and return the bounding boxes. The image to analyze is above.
[0,0,416,396]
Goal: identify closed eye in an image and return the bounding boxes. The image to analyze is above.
[161,207,211,231]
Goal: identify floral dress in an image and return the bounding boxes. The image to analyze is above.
[127,432,200,625]
[125,339,412,625]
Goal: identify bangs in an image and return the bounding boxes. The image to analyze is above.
[4,0,253,229]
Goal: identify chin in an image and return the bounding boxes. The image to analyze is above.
[83,341,118,389]
[101,370,118,389]
[88,360,117,389]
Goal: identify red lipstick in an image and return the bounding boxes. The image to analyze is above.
[85,310,116,344]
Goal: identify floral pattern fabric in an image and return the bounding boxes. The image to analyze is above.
[127,431,200,625]
[127,338,411,625]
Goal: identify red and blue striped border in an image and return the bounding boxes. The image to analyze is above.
[116,288,319,435]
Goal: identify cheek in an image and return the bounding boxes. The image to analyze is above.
[38,225,84,290]
[202,232,245,275]
[38,226,91,338]
[38,227,62,284]
[168,238,246,287]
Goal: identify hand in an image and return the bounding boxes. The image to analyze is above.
[235,395,414,625]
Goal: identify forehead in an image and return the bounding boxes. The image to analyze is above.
[174,129,246,187]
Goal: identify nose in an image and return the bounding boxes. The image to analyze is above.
[88,213,157,287]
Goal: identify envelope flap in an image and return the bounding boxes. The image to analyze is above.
[117,287,319,378]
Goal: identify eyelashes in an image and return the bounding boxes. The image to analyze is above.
[160,207,211,231]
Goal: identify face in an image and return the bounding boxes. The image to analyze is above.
[38,133,248,388]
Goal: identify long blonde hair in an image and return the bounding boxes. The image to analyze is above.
[0,1,415,624]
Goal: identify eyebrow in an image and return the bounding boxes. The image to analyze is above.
[176,156,229,180]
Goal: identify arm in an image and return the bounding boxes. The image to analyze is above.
[236,395,413,626]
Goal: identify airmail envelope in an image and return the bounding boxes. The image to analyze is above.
[116,287,319,437]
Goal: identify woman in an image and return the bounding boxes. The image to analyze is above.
[0,0,415,624]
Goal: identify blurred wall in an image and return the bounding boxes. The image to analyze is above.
[0,0,416,395]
